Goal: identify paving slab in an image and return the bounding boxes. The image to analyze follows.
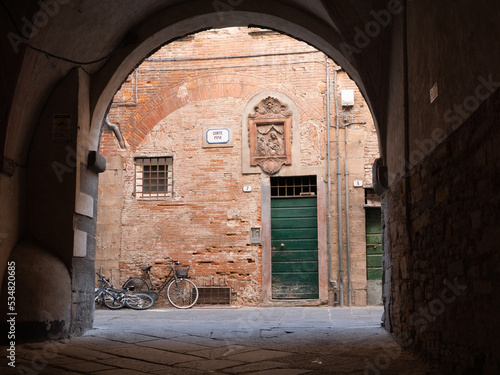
[187,344,256,359]
[176,358,244,371]
[224,349,293,362]
[249,370,312,375]
[150,367,207,375]
[99,345,202,365]
[92,370,147,375]
[136,338,208,353]
[223,360,291,374]
[53,360,117,372]
[97,357,171,372]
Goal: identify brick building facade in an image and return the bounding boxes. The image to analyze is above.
[96,27,380,306]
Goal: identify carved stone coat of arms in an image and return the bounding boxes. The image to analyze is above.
[248,97,292,174]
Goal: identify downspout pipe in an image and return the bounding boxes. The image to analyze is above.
[342,120,366,306]
[105,114,126,149]
[345,124,351,306]
[333,64,344,308]
[326,57,338,301]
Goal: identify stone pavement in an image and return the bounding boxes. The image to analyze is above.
[1,306,440,374]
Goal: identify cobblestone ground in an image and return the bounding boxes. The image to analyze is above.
[1,307,441,374]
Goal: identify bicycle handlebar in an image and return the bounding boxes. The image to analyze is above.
[96,272,110,283]
[164,257,179,265]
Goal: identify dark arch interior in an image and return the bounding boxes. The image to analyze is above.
[1,1,500,373]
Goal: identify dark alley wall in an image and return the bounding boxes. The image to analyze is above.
[380,2,500,372]
[383,84,500,373]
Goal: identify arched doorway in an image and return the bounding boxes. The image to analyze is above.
[94,26,380,311]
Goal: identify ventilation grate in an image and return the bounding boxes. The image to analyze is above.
[196,287,231,305]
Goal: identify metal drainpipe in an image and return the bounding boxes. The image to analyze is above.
[326,57,338,303]
[105,114,126,149]
[344,123,352,306]
[333,64,344,308]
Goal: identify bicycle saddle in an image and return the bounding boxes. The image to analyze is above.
[141,266,152,272]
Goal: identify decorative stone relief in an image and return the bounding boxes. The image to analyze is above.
[248,97,292,174]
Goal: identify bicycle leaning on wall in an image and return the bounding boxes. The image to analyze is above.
[122,257,199,309]
[95,272,155,310]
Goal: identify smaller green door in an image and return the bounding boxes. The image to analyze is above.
[366,208,382,280]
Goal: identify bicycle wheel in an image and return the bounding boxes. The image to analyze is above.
[103,292,125,309]
[122,277,150,292]
[125,293,155,310]
[166,278,198,309]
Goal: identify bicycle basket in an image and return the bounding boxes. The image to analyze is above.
[175,264,190,278]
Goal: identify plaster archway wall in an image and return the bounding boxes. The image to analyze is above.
[0,1,500,372]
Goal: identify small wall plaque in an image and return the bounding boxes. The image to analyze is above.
[250,227,261,245]
[202,125,233,148]
[206,128,230,144]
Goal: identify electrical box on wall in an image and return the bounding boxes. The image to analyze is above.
[341,90,354,107]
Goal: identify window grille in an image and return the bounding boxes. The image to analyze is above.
[135,157,173,199]
[271,175,317,197]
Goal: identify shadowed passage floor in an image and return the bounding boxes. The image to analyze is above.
[1,306,440,374]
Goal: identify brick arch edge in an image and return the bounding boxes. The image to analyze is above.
[120,74,316,151]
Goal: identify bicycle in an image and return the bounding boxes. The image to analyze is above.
[95,272,155,310]
[122,257,199,309]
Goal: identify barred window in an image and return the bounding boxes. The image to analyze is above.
[135,157,173,199]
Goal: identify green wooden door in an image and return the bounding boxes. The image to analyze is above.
[366,208,382,280]
[271,197,319,299]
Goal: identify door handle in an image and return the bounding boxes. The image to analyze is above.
[281,243,285,248]
[272,247,276,250]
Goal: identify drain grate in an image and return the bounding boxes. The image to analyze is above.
[197,287,231,305]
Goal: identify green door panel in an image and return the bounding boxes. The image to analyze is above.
[366,234,382,244]
[271,217,317,229]
[271,197,317,208]
[271,228,318,239]
[366,245,382,255]
[271,239,318,250]
[271,197,318,299]
[271,207,317,218]
[366,255,383,268]
[272,261,319,273]
[367,268,383,280]
[272,250,318,262]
